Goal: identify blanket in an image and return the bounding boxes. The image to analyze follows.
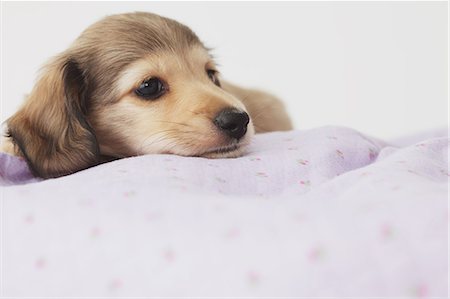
[0,126,448,297]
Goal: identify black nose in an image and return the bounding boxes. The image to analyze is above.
[214,108,250,140]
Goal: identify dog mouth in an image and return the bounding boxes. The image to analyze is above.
[198,142,245,158]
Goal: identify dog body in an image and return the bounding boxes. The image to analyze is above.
[2,12,292,178]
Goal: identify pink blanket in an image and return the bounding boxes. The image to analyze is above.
[1,126,448,297]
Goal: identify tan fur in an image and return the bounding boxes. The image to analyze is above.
[2,12,292,178]
[6,57,99,177]
[221,81,293,133]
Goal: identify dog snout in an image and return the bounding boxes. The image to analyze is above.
[213,108,250,140]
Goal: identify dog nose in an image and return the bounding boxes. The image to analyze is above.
[214,108,250,140]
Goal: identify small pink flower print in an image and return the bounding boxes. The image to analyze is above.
[256,172,268,178]
[299,180,311,186]
[360,172,371,177]
[247,270,261,286]
[35,257,46,269]
[163,248,176,262]
[215,177,227,183]
[25,214,34,224]
[249,157,261,161]
[412,283,428,298]
[381,224,394,240]
[308,247,324,262]
[336,150,344,159]
[123,191,136,198]
[297,159,309,166]
[108,278,123,290]
[91,227,101,238]
[224,227,240,239]
[440,169,450,177]
[415,143,426,147]
[327,136,338,140]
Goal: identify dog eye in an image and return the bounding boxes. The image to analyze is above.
[207,69,221,87]
[135,78,165,100]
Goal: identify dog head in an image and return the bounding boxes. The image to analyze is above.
[6,12,254,178]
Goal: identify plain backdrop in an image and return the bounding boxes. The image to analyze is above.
[1,1,448,140]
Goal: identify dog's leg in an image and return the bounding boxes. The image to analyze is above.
[222,81,293,133]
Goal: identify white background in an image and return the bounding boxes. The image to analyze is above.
[1,1,448,140]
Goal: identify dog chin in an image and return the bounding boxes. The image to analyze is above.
[161,130,253,159]
[200,143,247,159]
[199,134,256,158]
[198,132,253,159]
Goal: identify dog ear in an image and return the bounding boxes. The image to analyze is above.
[6,56,100,178]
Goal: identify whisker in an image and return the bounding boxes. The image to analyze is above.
[250,101,281,121]
[151,120,190,127]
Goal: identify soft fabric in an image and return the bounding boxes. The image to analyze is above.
[1,126,448,297]
[0,153,38,186]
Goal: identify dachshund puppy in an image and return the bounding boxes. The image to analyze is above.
[2,12,292,178]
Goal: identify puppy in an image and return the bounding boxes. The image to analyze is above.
[2,12,292,178]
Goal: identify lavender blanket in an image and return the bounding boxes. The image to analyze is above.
[1,126,448,297]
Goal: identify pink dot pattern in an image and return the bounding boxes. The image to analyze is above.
[1,127,447,297]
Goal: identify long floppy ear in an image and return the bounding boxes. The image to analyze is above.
[6,56,100,178]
